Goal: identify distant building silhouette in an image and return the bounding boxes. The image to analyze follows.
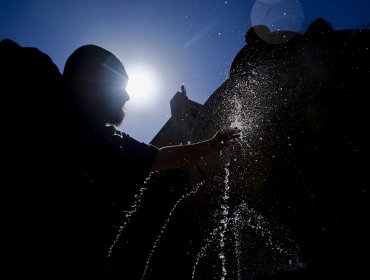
[150,84,203,147]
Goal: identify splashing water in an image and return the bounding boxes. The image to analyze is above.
[192,226,220,279]
[141,182,204,280]
[230,202,302,278]
[191,153,301,279]
[107,174,153,259]
[232,209,243,280]
[219,160,231,280]
[230,95,244,135]
[190,159,232,280]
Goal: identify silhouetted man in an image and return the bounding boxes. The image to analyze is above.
[62,44,240,276]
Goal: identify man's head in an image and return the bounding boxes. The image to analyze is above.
[63,45,129,126]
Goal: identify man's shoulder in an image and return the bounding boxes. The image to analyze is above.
[91,125,126,139]
[87,125,158,159]
[90,125,142,147]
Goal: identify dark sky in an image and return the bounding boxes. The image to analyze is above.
[1,0,369,142]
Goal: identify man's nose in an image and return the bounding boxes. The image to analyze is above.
[123,89,130,101]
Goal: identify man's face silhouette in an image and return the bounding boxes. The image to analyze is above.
[64,45,131,127]
[94,63,130,126]
[76,60,130,126]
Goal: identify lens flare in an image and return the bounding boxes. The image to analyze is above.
[250,0,304,41]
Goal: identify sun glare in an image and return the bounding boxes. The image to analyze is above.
[126,64,160,107]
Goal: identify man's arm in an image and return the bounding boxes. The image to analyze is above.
[150,128,241,172]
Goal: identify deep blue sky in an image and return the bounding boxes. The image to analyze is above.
[1,0,369,142]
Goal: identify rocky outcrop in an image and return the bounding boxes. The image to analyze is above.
[190,18,370,277]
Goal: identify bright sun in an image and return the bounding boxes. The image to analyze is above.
[126,64,160,107]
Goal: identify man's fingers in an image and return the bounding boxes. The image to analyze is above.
[223,129,241,137]
[227,133,241,142]
[223,133,241,146]
[232,127,241,133]
[230,133,241,139]
[213,128,241,148]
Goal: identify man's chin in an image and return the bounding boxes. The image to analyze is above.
[109,110,125,126]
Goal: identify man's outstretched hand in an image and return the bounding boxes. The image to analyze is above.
[151,127,241,171]
[209,127,241,151]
